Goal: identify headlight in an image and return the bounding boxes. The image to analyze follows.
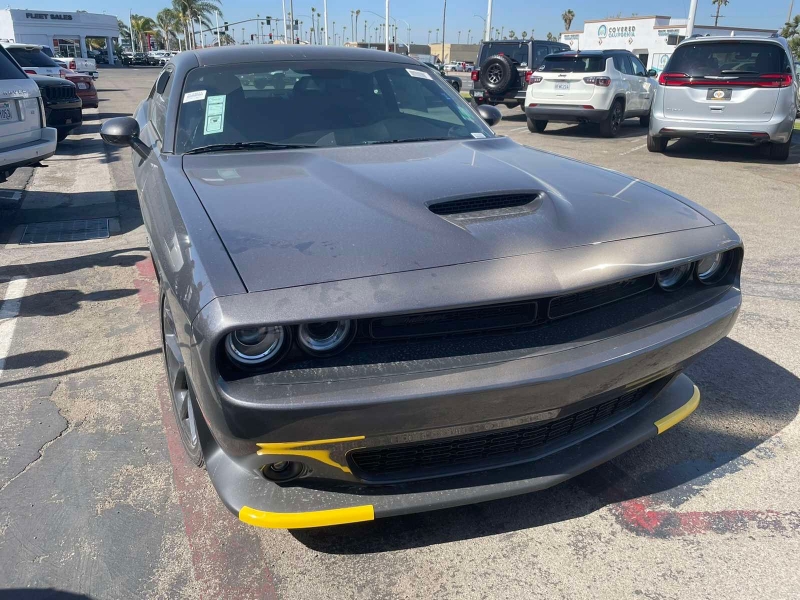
[225,325,290,366]
[296,320,355,356]
[656,263,692,291]
[695,252,730,284]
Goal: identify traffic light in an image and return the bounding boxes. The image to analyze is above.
[266,18,271,25]
[250,34,255,41]
[224,21,228,32]
[295,36,300,44]
[269,32,273,40]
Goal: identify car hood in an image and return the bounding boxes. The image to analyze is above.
[183,137,713,293]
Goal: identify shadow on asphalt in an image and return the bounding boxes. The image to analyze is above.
[0,590,94,599]
[292,338,800,553]
[0,248,148,281]
[0,349,69,370]
[656,137,800,166]
[14,288,138,317]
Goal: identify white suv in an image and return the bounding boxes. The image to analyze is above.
[0,44,57,182]
[525,50,656,137]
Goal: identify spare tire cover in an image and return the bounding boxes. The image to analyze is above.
[479,55,516,94]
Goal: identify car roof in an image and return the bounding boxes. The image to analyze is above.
[2,43,43,50]
[677,34,789,51]
[547,50,626,57]
[173,45,419,68]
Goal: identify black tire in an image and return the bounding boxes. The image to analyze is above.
[647,131,668,153]
[161,294,205,467]
[527,117,547,133]
[449,80,461,93]
[639,114,650,127]
[599,100,624,138]
[479,55,517,95]
[56,130,69,142]
[768,135,792,161]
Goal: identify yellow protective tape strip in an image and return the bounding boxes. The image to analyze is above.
[256,436,366,474]
[655,385,701,434]
[239,504,375,529]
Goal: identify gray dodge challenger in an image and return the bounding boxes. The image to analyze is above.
[102,46,742,529]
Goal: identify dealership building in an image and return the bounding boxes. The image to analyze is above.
[560,15,777,73]
[0,9,118,63]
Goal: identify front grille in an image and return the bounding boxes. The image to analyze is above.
[549,274,656,319]
[41,86,78,103]
[349,384,652,479]
[428,193,539,215]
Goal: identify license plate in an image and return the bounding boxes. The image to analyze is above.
[77,83,89,90]
[707,88,731,101]
[0,102,15,123]
[473,91,483,98]
[555,82,570,91]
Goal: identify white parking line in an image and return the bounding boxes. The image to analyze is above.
[620,144,647,156]
[0,277,28,379]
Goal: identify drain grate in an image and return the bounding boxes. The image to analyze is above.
[20,218,110,244]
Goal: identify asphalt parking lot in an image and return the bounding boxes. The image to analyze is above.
[1,66,799,600]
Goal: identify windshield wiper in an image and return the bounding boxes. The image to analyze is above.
[718,70,761,75]
[364,137,453,145]
[184,141,318,155]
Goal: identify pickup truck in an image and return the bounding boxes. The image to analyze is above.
[41,46,98,80]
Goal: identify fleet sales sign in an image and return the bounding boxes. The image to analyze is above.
[25,13,74,20]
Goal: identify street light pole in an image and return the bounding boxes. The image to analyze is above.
[441,0,446,64]
[385,0,390,52]
[686,0,699,36]
[215,11,221,46]
[282,0,288,43]
[324,0,328,45]
[485,0,493,42]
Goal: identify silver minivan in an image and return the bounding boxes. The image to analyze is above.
[0,44,57,181]
[648,35,797,160]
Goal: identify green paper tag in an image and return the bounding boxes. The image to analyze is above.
[204,94,226,135]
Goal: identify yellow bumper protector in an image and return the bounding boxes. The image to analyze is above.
[239,504,375,529]
[256,435,365,474]
[655,385,700,434]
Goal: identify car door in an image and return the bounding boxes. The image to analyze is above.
[629,54,652,111]
[612,54,639,112]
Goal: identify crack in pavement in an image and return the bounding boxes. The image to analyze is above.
[0,380,71,494]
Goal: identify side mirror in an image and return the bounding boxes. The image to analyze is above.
[646,68,658,77]
[477,104,502,127]
[100,116,149,159]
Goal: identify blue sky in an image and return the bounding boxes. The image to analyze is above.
[25,0,796,44]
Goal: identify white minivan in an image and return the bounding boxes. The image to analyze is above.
[0,45,57,181]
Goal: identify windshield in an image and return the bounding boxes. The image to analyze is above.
[176,61,493,153]
[7,47,58,68]
[478,42,529,67]
[666,42,791,77]
[539,55,605,73]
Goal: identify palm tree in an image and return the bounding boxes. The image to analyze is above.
[130,15,158,51]
[118,19,131,42]
[355,10,361,42]
[782,14,800,38]
[156,9,179,51]
[173,0,223,49]
[436,28,440,43]
[561,9,575,31]
[521,31,528,40]
[546,32,556,42]
[711,0,728,27]
[508,29,516,39]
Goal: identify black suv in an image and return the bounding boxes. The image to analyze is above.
[471,39,569,109]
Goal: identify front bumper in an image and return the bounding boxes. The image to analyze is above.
[206,374,702,528]
[526,104,611,123]
[471,89,526,105]
[45,104,82,130]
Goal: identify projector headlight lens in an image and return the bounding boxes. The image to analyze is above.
[225,325,289,366]
[696,252,730,284]
[657,263,692,291]
[297,320,354,356]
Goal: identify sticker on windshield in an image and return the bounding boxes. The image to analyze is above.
[183,90,206,103]
[471,133,486,138]
[406,68,433,80]
[203,95,226,135]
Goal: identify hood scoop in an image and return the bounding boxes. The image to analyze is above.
[429,192,543,224]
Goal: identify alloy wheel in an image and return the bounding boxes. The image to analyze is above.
[487,64,502,84]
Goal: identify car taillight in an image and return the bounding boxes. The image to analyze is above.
[659,72,793,88]
[69,60,76,70]
[24,69,36,75]
[471,70,479,82]
[527,75,542,84]
[583,76,611,87]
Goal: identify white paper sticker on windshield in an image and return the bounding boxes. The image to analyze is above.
[203,95,226,135]
[183,90,206,103]
[407,68,433,80]
[471,133,486,138]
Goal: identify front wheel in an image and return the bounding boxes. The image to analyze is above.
[161,294,205,467]
[527,117,547,133]
[599,100,624,138]
[647,131,668,153]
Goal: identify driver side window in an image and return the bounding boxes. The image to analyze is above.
[630,56,647,76]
